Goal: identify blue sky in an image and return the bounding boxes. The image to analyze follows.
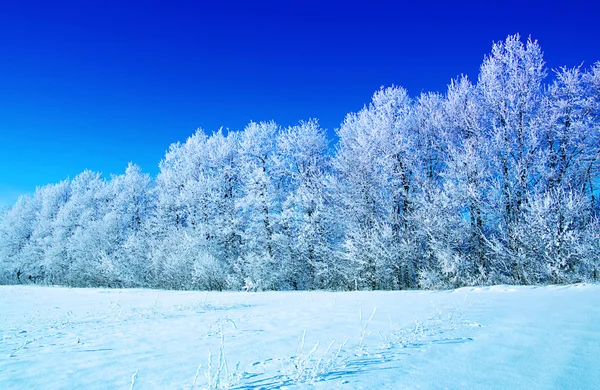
[1,0,599,208]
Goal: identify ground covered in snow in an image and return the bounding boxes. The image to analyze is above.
[1,284,599,389]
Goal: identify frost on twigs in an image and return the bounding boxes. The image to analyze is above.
[202,332,241,390]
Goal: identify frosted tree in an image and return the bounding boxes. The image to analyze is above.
[412,92,447,188]
[477,34,547,282]
[441,76,492,283]
[202,129,241,286]
[236,121,283,290]
[104,163,154,287]
[0,194,40,283]
[276,119,334,289]
[154,130,209,232]
[478,34,546,226]
[410,91,472,287]
[581,62,600,211]
[44,170,112,286]
[510,189,600,283]
[542,65,598,195]
[151,129,232,289]
[28,180,71,284]
[334,86,417,289]
[184,129,241,290]
[499,63,600,283]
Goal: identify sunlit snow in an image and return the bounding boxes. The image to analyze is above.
[2,284,599,389]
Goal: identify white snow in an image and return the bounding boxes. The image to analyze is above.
[1,284,599,389]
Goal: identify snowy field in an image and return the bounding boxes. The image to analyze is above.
[1,285,599,389]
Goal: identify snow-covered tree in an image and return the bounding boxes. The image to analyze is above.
[151,129,238,289]
[440,76,492,282]
[581,62,600,211]
[103,163,154,287]
[477,34,547,282]
[503,189,600,284]
[202,129,241,282]
[0,194,40,283]
[333,86,417,289]
[477,34,546,232]
[29,180,71,284]
[541,66,598,197]
[236,121,283,290]
[277,119,334,289]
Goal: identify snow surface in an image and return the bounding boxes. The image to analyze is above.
[1,284,599,389]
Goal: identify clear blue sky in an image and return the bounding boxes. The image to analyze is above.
[1,0,599,208]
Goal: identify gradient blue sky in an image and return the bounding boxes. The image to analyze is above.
[1,0,599,208]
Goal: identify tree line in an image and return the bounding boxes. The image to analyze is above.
[1,34,599,290]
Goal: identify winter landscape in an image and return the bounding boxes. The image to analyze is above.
[1,35,599,291]
[1,2,600,388]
